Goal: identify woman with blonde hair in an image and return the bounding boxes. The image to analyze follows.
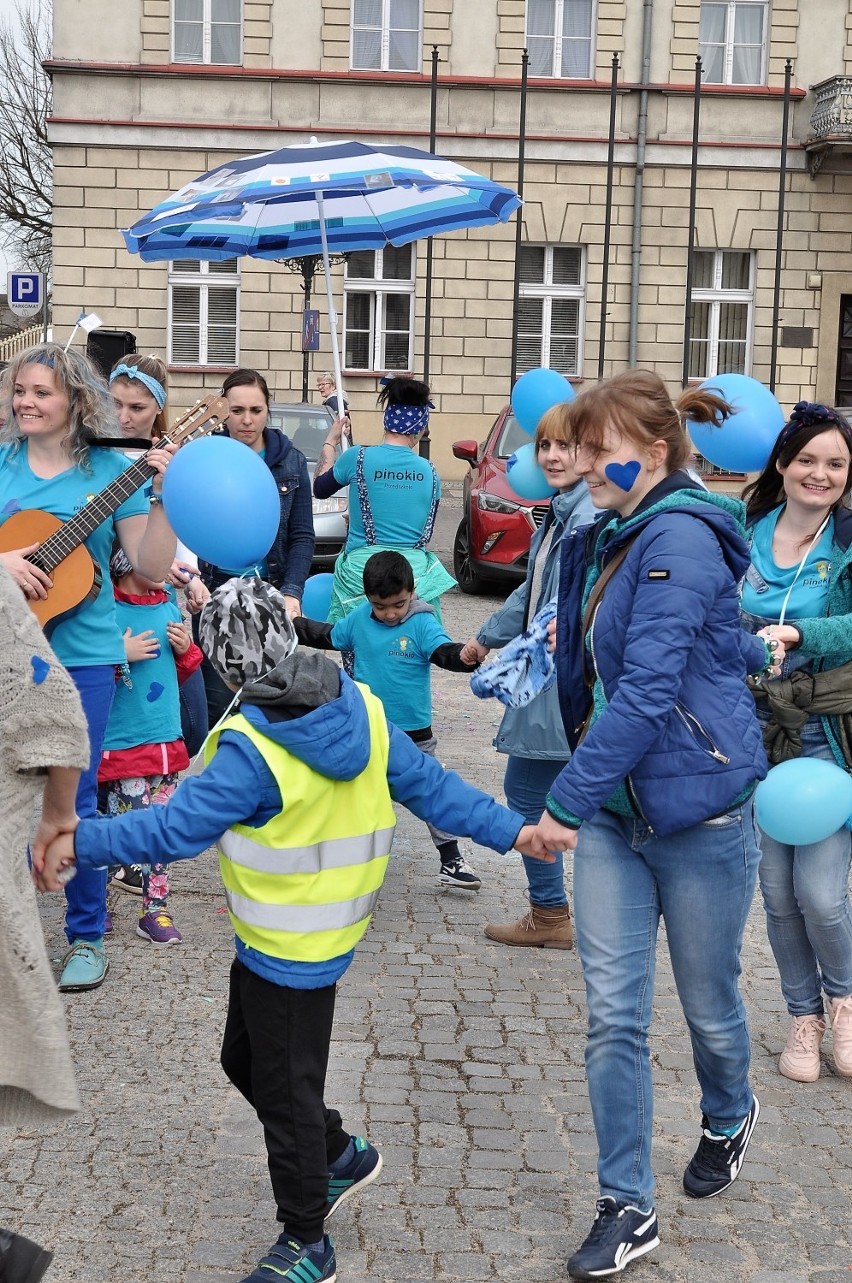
[0,343,177,993]
[462,400,595,947]
[535,370,780,1280]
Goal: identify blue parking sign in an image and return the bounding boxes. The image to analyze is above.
[8,272,44,318]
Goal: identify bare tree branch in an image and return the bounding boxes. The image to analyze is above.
[0,0,52,276]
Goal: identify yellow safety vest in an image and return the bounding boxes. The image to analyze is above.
[204,683,396,962]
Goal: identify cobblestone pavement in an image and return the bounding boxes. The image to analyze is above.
[3,496,851,1283]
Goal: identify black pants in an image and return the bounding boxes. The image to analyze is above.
[191,612,233,729]
[220,959,350,1241]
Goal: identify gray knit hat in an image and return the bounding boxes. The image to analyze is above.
[198,577,297,688]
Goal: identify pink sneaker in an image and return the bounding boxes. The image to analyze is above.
[136,910,182,945]
[778,1014,825,1082]
[827,995,852,1076]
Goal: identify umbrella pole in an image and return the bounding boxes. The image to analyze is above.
[316,188,348,437]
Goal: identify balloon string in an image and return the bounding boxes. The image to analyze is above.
[777,513,830,629]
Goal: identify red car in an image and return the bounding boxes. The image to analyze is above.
[452,406,552,594]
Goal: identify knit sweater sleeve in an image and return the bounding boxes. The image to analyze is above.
[0,570,90,774]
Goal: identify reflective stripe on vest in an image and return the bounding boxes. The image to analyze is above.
[204,682,396,962]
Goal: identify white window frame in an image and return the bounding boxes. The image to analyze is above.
[698,0,769,86]
[350,0,423,73]
[525,0,597,80]
[343,247,416,372]
[517,244,585,378]
[171,0,243,66]
[167,259,241,367]
[689,249,754,380]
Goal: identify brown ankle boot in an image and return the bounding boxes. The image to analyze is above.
[484,901,573,949]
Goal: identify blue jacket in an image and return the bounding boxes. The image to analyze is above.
[550,472,769,837]
[74,671,524,987]
[199,427,315,598]
[476,482,596,759]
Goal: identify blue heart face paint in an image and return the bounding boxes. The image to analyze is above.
[604,460,642,492]
[31,656,50,684]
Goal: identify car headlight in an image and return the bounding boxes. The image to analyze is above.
[477,491,525,515]
[312,496,348,515]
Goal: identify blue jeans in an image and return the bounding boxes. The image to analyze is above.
[756,713,852,1014]
[179,665,209,757]
[503,755,569,907]
[574,803,760,1210]
[64,665,115,943]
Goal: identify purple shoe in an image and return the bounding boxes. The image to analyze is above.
[136,910,182,945]
[104,910,113,937]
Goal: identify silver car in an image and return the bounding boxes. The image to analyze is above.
[268,402,349,567]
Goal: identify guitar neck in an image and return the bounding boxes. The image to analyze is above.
[34,453,156,574]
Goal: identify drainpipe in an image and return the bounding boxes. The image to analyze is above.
[628,0,654,367]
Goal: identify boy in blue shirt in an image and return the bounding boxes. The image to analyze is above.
[34,577,545,1283]
[295,550,483,889]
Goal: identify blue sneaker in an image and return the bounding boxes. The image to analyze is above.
[567,1198,659,1280]
[683,1095,760,1198]
[326,1137,383,1219]
[240,1232,336,1282]
[57,938,108,992]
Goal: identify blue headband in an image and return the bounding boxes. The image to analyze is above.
[775,401,852,453]
[109,363,167,409]
[383,402,433,436]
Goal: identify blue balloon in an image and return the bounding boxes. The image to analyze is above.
[301,573,334,622]
[162,436,280,570]
[755,758,852,845]
[506,441,558,501]
[688,373,785,472]
[511,368,575,435]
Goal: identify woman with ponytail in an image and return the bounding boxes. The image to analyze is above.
[313,375,455,623]
[535,370,778,1281]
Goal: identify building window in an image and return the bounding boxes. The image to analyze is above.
[172,0,242,65]
[688,250,753,380]
[351,0,421,72]
[526,0,595,79]
[699,1,768,85]
[168,259,240,366]
[517,244,585,377]
[343,246,414,371]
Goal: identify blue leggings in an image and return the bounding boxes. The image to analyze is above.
[63,665,115,943]
[503,755,569,908]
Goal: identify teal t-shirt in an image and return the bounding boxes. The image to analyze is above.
[742,505,833,621]
[331,602,450,731]
[333,444,440,552]
[0,442,149,667]
[104,597,184,750]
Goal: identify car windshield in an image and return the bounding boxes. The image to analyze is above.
[494,413,531,459]
[268,406,332,462]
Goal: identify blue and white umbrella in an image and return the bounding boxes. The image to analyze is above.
[123,137,520,399]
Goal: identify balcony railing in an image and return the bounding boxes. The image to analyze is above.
[807,75,852,176]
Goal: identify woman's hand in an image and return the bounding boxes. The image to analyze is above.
[184,577,210,614]
[533,810,580,855]
[33,831,77,893]
[460,637,489,666]
[166,620,191,656]
[546,616,558,653]
[123,626,160,662]
[756,626,791,677]
[282,595,301,620]
[1,545,52,600]
[147,441,178,493]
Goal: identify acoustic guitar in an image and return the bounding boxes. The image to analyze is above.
[0,394,228,635]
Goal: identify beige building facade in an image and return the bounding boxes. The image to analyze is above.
[48,0,852,477]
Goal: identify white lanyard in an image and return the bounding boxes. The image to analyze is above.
[776,512,831,628]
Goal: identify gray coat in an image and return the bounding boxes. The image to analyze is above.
[476,481,596,759]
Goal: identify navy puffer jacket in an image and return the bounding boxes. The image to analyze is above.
[550,472,769,837]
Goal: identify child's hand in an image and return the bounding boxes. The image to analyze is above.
[33,831,77,893]
[184,577,210,615]
[460,637,489,666]
[166,620,191,656]
[514,823,556,862]
[124,627,160,662]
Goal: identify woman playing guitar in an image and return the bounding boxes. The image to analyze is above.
[0,343,178,994]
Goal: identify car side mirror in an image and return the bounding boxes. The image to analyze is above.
[452,439,479,465]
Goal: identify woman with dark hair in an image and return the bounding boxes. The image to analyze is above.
[533,370,778,1281]
[196,368,314,726]
[0,343,177,993]
[740,401,852,1084]
[313,375,455,624]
